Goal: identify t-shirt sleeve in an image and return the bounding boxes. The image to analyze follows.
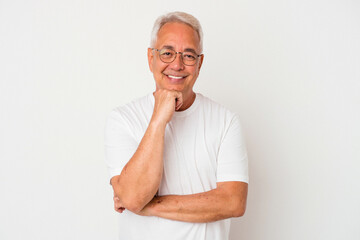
[216,114,249,183]
[104,109,138,182]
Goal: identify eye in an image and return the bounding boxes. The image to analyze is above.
[160,49,175,58]
[183,52,196,61]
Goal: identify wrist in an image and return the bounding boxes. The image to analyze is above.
[139,197,159,217]
[148,196,161,216]
[149,117,167,129]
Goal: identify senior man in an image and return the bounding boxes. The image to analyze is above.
[104,11,248,240]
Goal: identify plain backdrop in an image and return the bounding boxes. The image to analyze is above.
[1,0,359,239]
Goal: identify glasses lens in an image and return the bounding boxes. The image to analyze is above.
[159,48,176,62]
[182,52,197,65]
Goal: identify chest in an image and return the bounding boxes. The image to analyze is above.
[159,115,222,194]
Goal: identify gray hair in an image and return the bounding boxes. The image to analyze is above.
[150,11,203,53]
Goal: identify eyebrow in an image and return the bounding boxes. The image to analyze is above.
[184,48,198,54]
[162,45,199,55]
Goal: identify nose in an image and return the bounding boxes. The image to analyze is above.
[169,52,185,71]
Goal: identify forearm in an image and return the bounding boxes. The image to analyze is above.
[142,182,248,223]
[112,120,166,212]
[149,191,231,223]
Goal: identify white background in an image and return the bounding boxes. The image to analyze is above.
[1,0,359,239]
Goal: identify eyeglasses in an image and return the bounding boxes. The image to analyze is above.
[151,48,202,66]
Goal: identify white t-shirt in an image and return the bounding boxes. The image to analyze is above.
[104,92,249,240]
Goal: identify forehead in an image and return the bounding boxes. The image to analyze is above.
[155,22,200,51]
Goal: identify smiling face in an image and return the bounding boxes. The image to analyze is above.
[148,22,204,99]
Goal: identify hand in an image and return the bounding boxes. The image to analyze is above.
[151,89,183,126]
[113,193,156,216]
[114,196,125,213]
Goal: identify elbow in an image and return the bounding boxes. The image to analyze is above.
[232,205,246,217]
[114,193,147,214]
[230,184,248,218]
[231,199,247,218]
[111,175,150,214]
[111,179,146,213]
[121,196,145,214]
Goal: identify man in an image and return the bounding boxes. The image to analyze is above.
[104,11,248,240]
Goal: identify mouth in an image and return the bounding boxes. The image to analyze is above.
[164,74,188,83]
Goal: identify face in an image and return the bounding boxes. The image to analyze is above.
[148,22,204,97]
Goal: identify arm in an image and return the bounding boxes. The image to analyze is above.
[115,181,248,223]
[111,90,183,213]
[137,113,249,222]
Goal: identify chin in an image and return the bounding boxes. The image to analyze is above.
[159,83,184,92]
[168,85,183,90]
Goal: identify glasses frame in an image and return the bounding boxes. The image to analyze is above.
[151,48,202,66]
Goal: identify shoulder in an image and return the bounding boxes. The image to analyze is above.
[194,93,244,146]
[106,94,153,129]
[197,93,238,122]
[110,94,153,119]
[113,94,152,114]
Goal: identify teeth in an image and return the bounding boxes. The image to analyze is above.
[168,75,184,79]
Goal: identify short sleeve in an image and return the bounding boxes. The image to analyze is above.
[216,114,249,183]
[104,110,138,182]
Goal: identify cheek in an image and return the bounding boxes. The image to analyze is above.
[154,63,167,74]
[190,68,199,77]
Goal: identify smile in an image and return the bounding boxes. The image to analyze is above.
[166,75,186,79]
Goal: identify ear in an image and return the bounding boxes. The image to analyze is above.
[198,54,204,71]
[147,48,154,72]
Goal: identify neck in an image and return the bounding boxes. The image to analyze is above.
[177,91,196,111]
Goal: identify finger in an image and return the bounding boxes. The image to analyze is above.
[115,205,125,212]
[114,197,123,210]
[116,207,125,213]
[175,99,183,111]
[174,92,183,110]
[114,200,121,209]
[113,196,120,205]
